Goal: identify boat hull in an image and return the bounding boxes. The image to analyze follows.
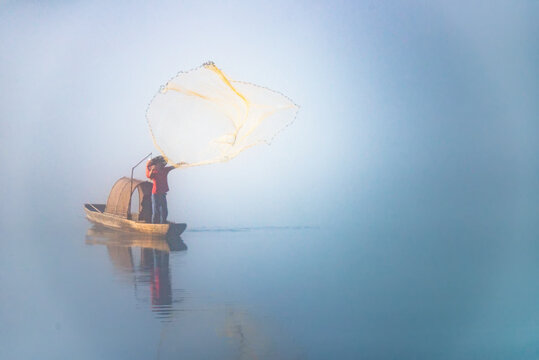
[84,204,186,237]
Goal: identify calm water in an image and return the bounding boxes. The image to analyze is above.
[2,208,539,359]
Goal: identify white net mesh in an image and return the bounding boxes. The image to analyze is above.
[146,62,299,168]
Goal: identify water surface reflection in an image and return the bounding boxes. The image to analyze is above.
[85,226,187,320]
[83,226,302,359]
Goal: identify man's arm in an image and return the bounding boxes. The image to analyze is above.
[165,162,188,172]
[146,161,155,179]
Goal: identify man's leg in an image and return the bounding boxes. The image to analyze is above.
[162,194,168,223]
[152,194,161,224]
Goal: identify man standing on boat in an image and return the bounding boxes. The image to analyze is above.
[146,156,186,224]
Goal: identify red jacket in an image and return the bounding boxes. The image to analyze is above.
[146,162,174,194]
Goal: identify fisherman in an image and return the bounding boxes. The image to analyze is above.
[146,156,186,224]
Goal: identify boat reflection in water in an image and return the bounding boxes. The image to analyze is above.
[85,225,187,320]
[85,226,302,358]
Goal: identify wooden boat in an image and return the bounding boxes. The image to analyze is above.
[84,176,186,237]
[85,225,187,252]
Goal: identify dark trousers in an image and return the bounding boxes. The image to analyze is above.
[152,193,168,224]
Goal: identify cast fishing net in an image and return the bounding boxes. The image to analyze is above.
[146,62,299,168]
